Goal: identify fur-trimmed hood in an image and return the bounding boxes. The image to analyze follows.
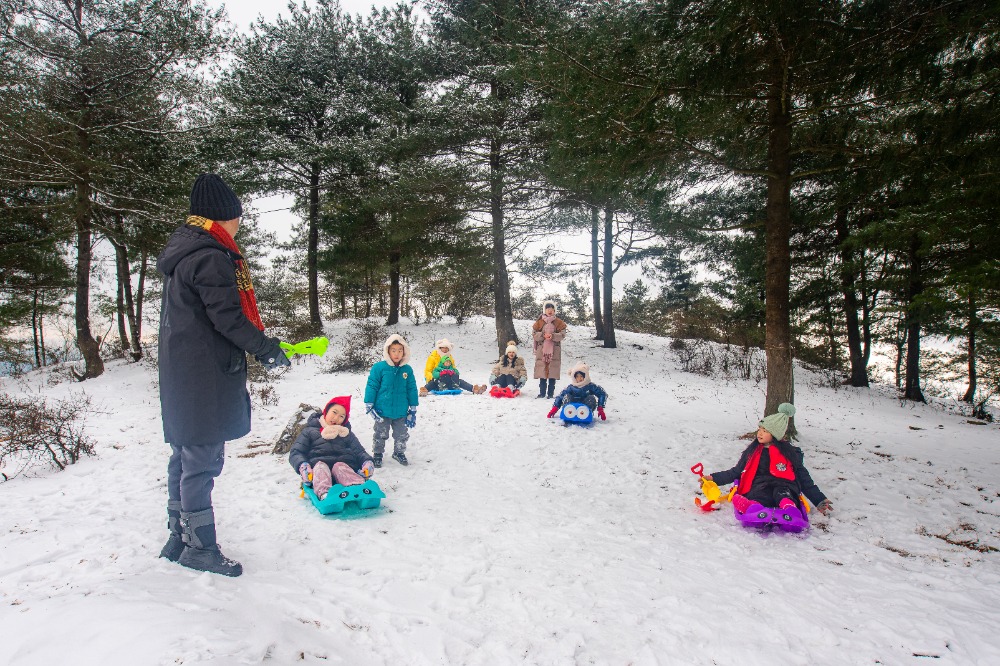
[542,300,557,314]
[435,338,454,355]
[568,362,591,387]
[383,334,411,365]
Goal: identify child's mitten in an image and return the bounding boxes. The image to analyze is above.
[405,406,417,428]
[360,460,375,479]
[365,403,384,423]
[299,463,312,483]
[596,406,607,420]
[547,406,558,418]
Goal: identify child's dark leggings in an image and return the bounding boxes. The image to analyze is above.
[493,374,521,388]
[745,483,798,509]
[426,378,474,392]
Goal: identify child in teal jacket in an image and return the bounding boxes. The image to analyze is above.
[364,334,419,467]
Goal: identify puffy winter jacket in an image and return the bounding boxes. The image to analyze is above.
[552,382,608,408]
[288,413,373,473]
[157,224,272,445]
[365,334,419,419]
[711,440,828,507]
[424,349,460,382]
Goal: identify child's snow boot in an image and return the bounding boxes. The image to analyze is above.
[373,452,383,468]
[392,450,409,466]
[546,378,556,399]
[536,379,547,398]
[419,386,428,397]
[159,500,184,562]
[177,508,243,577]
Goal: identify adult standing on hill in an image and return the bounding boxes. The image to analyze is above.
[532,300,568,399]
[156,173,290,577]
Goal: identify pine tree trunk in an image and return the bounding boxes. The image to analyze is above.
[39,296,47,367]
[602,205,617,349]
[307,162,322,333]
[73,179,104,380]
[131,250,147,359]
[903,232,925,402]
[386,249,401,325]
[591,206,605,340]
[112,235,131,358]
[763,53,794,424]
[835,208,869,386]
[32,289,41,368]
[962,291,977,403]
[490,118,517,357]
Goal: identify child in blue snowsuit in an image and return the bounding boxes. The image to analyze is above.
[546,362,609,421]
[364,334,419,467]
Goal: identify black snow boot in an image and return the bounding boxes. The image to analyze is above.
[392,450,409,466]
[373,452,383,468]
[547,379,556,399]
[177,508,243,577]
[159,500,185,562]
[536,379,547,399]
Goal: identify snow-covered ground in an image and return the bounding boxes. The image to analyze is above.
[2,317,999,665]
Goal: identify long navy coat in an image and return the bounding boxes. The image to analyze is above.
[287,414,373,473]
[157,225,271,446]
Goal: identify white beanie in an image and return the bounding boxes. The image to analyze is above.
[436,338,453,352]
[505,340,517,355]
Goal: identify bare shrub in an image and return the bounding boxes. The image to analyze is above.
[325,320,386,373]
[0,393,96,478]
[671,338,766,383]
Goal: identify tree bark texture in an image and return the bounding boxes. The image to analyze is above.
[308,162,322,332]
[591,206,605,339]
[962,292,976,403]
[490,122,517,357]
[903,232,925,402]
[835,208,869,387]
[602,206,617,349]
[386,249,401,325]
[74,179,104,379]
[763,52,794,422]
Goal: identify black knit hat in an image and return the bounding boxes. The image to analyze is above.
[189,173,243,221]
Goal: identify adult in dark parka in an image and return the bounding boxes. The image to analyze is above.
[157,173,290,577]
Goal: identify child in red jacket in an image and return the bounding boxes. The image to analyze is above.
[706,403,833,519]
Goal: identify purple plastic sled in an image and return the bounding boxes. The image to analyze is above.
[734,502,809,533]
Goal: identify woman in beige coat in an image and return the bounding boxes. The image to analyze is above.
[531,301,568,398]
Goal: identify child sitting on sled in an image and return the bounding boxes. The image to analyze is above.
[419,340,485,396]
[489,340,527,397]
[288,396,375,500]
[546,362,609,420]
[704,403,833,519]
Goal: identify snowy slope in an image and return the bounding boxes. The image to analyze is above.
[2,317,999,665]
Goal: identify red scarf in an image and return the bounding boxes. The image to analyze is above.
[187,216,265,331]
[737,443,796,495]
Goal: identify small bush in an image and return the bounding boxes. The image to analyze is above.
[0,393,96,478]
[671,338,766,383]
[325,320,386,373]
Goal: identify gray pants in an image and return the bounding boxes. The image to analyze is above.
[372,417,408,456]
[167,443,225,512]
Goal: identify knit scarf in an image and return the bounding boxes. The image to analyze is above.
[540,315,557,363]
[187,216,264,331]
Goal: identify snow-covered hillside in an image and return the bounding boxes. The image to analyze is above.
[2,317,999,665]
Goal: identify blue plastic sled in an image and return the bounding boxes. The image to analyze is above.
[560,402,595,427]
[430,389,463,395]
[301,480,386,515]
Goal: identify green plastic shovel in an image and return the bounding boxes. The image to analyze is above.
[280,336,330,359]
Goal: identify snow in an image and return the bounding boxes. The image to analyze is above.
[2,316,999,665]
